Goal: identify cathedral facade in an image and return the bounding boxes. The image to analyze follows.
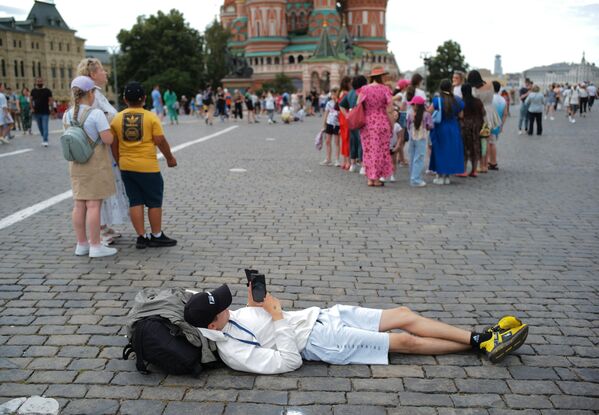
[220,0,399,93]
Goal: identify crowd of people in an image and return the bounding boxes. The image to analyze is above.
[518,79,596,133]
[314,68,597,188]
[0,78,54,146]
[149,85,338,126]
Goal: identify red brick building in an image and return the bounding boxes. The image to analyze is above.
[220,0,399,93]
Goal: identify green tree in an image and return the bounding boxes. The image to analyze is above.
[116,10,204,105]
[262,73,295,94]
[425,40,469,94]
[204,19,231,88]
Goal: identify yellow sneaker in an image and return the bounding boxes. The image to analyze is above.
[486,315,523,333]
[480,324,529,363]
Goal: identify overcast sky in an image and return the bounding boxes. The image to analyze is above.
[2,0,598,73]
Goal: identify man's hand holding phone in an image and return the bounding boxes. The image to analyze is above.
[262,294,283,321]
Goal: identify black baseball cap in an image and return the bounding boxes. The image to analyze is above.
[124,81,145,102]
[184,284,232,328]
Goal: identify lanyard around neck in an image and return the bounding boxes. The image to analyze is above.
[225,319,261,347]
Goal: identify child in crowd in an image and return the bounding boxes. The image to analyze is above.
[110,81,178,249]
[63,76,117,258]
[407,96,433,187]
[385,109,403,182]
[320,88,340,166]
[281,105,292,124]
[265,91,276,124]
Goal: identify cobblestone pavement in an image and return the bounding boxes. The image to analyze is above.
[0,108,598,414]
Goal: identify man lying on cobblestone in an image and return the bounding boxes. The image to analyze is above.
[184,284,528,375]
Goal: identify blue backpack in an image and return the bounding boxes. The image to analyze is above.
[60,108,98,163]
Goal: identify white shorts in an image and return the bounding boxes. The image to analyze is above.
[301,304,389,365]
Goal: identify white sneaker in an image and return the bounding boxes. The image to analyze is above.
[359,166,365,175]
[570,118,576,124]
[518,130,523,135]
[411,181,426,187]
[380,177,386,183]
[334,160,341,167]
[444,177,451,185]
[42,142,48,147]
[319,159,332,166]
[433,176,445,185]
[75,243,90,256]
[349,164,358,173]
[389,175,396,182]
[0,137,10,144]
[89,244,117,258]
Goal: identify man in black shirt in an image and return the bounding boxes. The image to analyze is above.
[30,77,53,147]
[518,78,532,135]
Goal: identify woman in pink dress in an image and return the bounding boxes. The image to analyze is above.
[358,67,395,187]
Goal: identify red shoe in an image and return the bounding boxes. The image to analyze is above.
[469,171,478,177]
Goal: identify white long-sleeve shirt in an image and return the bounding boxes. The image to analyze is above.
[199,306,320,374]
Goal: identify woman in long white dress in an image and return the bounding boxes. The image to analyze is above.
[77,58,129,245]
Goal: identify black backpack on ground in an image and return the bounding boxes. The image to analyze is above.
[122,316,205,376]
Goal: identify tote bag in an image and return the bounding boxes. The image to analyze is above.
[347,96,365,130]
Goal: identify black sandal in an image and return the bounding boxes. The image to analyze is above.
[489,164,499,170]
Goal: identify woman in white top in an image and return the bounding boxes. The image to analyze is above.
[77,58,129,245]
[63,76,116,258]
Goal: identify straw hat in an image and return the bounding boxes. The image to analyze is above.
[368,66,389,78]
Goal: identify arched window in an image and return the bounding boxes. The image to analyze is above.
[289,55,295,64]
[32,61,36,77]
[20,60,24,77]
[298,55,304,63]
[14,60,18,77]
[1,59,6,77]
[37,62,42,76]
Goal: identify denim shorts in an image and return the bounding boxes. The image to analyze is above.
[121,171,164,208]
[301,305,389,365]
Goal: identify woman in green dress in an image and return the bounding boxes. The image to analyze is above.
[19,88,32,134]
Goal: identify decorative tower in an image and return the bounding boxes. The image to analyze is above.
[220,0,237,28]
[245,0,289,54]
[229,0,249,51]
[308,0,341,38]
[345,0,388,51]
[494,54,503,76]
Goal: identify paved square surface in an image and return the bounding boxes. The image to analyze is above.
[0,108,598,414]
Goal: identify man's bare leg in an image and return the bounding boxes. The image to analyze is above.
[379,307,471,345]
[389,332,470,355]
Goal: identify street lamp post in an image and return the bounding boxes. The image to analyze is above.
[420,51,431,90]
[108,46,119,108]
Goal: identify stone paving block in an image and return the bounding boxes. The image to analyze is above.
[163,402,225,415]
[549,395,599,410]
[371,365,424,378]
[346,391,398,406]
[351,378,403,392]
[119,400,166,415]
[62,399,120,415]
[0,369,31,382]
[28,370,77,384]
[111,371,165,386]
[404,378,457,393]
[297,377,351,391]
[254,377,298,390]
[206,375,255,389]
[507,380,561,395]
[289,391,346,405]
[504,394,554,409]
[0,382,47,398]
[285,406,333,415]
[237,390,288,405]
[399,392,453,406]
[451,393,504,408]
[73,370,114,384]
[45,384,88,398]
